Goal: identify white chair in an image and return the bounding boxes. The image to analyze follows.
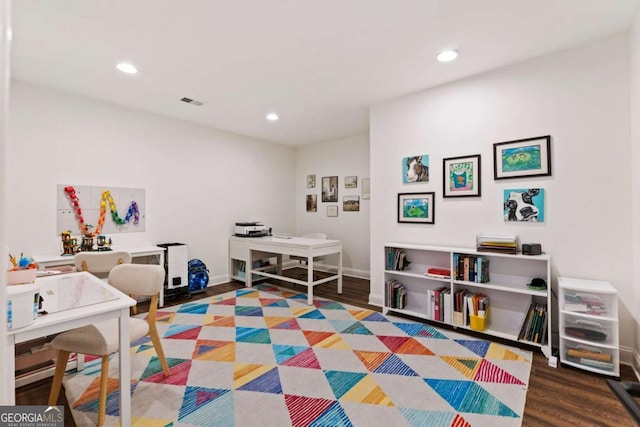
[48,264,171,426]
[74,251,132,279]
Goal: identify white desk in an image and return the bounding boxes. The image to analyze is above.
[5,272,136,427]
[231,236,343,305]
[33,245,167,307]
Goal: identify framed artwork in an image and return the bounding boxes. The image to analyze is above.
[343,195,360,211]
[362,178,370,200]
[402,155,429,183]
[398,192,435,224]
[345,176,357,188]
[493,135,551,180]
[306,194,317,212]
[504,188,545,222]
[321,176,338,202]
[307,174,316,188]
[327,205,338,217]
[443,154,481,197]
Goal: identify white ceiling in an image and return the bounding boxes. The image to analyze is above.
[10,0,640,147]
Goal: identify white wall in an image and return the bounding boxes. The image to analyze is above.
[631,11,640,367]
[7,82,296,284]
[295,134,370,277]
[370,34,635,354]
[0,0,11,405]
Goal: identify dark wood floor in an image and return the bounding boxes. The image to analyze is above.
[16,269,638,426]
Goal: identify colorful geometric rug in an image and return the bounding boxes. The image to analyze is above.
[62,284,532,426]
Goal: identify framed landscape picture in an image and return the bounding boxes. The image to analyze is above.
[345,176,357,188]
[443,154,481,197]
[493,135,551,180]
[398,192,435,224]
[343,195,360,211]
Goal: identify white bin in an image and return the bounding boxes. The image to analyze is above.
[7,283,40,330]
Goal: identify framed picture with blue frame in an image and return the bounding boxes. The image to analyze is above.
[397,192,435,224]
[493,135,551,180]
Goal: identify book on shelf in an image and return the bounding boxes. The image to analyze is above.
[518,302,547,344]
[454,254,490,283]
[385,279,407,309]
[386,247,411,271]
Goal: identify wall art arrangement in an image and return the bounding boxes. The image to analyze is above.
[403,155,429,183]
[443,154,481,198]
[343,195,360,212]
[321,176,339,202]
[345,176,357,188]
[307,174,316,188]
[327,205,338,217]
[504,188,545,222]
[306,194,317,212]
[493,135,551,180]
[398,192,435,224]
[57,184,146,235]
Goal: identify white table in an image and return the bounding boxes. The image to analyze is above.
[5,272,136,427]
[33,245,167,307]
[239,236,343,305]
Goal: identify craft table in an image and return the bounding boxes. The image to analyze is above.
[4,272,136,427]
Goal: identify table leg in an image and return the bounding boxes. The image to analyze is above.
[337,249,343,294]
[118,307,131,427]
[246,250,253,288]
[307,256,314,305]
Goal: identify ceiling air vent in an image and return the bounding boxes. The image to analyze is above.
[180,97,204,106]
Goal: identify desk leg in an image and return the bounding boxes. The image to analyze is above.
[5,335,16,404]
[158,251,165,308]
[246,251,253,288]
[307,256,314,305]
[337,250,343,295]
[118,307,131,427]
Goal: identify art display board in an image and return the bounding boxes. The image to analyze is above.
[56,184,146,235]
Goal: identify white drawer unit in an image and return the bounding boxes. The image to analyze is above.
[558,276,619,376]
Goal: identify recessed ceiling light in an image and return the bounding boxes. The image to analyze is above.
[116,62,138,74]
[437,50,459,62]
[266,113,279,121]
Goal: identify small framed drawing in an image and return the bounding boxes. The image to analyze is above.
[343,195,360,211]
[322,176,338,202]
[443,154,481,198]
[306,194,317,212]
[327,205,338,217]
[362,178,370,199]
[345,176,357,188]
[402,155,429,183]
[307,174,316,188]
[504,188,545,222]
[398,192,435,224]
[493,135,551,180]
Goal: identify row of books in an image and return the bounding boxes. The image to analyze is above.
[476,234,517,255]
[385,279,407,309]
[386,247,410,271]
[453,254,490,283]
[518,302,548,344]
[452,289,489,327]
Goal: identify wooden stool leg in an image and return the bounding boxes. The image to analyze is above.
[48,350,70,406]
[97,355,110,427]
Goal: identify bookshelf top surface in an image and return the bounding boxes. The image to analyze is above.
[385,243,550,260]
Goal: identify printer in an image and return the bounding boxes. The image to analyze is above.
[235,222,269,237]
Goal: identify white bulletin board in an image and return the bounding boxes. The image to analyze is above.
[57,184,146,236]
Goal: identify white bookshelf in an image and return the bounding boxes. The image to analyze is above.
[384,243,554,365]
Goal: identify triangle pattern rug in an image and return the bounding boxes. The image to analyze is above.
[62,284,532,426]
